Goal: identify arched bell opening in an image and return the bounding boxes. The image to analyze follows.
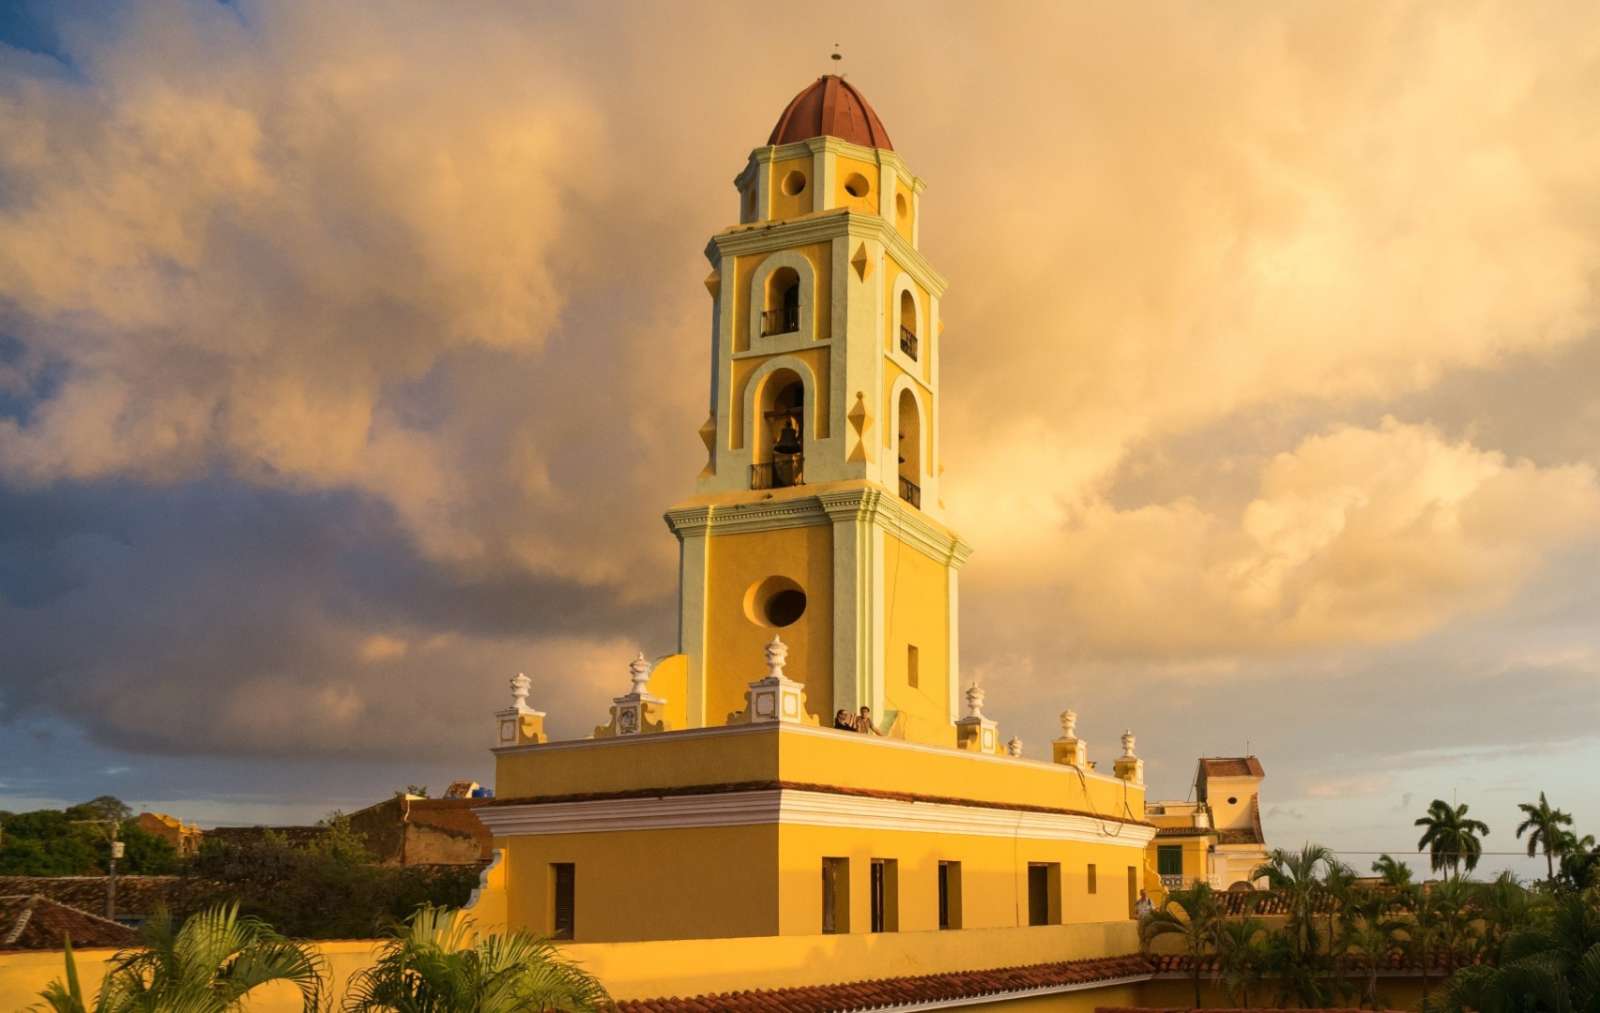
[762,267,801,336]
[898,289,918,359]
[753,368,805,490]
[896,388,921,508]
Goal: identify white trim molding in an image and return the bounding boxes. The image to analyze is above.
[478,787,1156,848]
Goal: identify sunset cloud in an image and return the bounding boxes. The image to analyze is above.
[0,0,1597,846]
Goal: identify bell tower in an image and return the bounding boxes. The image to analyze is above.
[665,75,971,746]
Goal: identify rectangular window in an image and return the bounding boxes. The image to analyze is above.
[1087,863,1098,895]
[1157,845,1184,877]
[907,645,919,689]
[822,857,850,934]
[1127,866,1140,918]
[1027,862,1061,926]
[870,859,899,932]
[938,861,963,930]
[550,863,575,940]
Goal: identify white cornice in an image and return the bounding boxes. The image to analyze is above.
[663,486,972,567]
[479,788,1155,848]
[708,211,947,297]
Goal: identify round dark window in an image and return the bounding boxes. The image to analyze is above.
[1227,796,1238,805]
[765,589,807,627]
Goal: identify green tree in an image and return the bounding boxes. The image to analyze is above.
[1416,798,1491,878]
[1515,792,1575,885]
[1371,853,1415,890]
[1442,892,1600,1013]
[0,810,103,875]
[1557,834,1600,892]
[1253,843,1336,960]
[1214,916,1270,1008]
[35,903,326,1013]
[1139,881,1223,1008]
[342,904,609,1012]
[1338,888,1404,1009]
[65,797,134,824]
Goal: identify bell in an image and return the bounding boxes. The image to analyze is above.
[774,418,802,455]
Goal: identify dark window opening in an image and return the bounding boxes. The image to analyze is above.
[765,589,807,627]
[1028,864,1052,926]
[551,863,574,940]
[1087,863,1098,895]
[822,857,849,934]
[907,644,919,689]
[870,859,898,932]
[1158,845,1184,877]
[938,861,962,930]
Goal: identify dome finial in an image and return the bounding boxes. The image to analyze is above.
[830,44,842,64]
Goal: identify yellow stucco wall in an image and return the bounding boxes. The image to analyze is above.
[881,529,952,743]
[502,826,780,942]
[729,344,831,451]
[731,242,832,353]
[777,824,1147,936]
[833,154,881,215]
[496,724,1146,820]
[702,522,834,725]
[767,154,813,221]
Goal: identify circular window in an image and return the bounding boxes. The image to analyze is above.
[781,170,807,196]
[744,576,807,628]
[844,173,871,198]
[1227,796,1238,805]
[895,192,908,218]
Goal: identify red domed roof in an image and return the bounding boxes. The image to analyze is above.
[768,75,894,151]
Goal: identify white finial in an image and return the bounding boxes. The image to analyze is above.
[964,683,986,719]
[765,635,789,680]
[1060,709,1078,737]
[1121,729,1137,757]
[628,652,651,696]
[1006,736,1023,757]
[509,672,531,711]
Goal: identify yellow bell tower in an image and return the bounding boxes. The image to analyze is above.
[666,76,972,745]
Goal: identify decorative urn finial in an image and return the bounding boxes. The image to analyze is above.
[965,683,986,719]
[509,672,532,711]
[1006,736,1023,757]
[1060,709,1078,737]
[628,652,651,696]
[765,635,789,680]
[1121,730,1137,757]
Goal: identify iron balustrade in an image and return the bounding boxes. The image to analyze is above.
[761,306,800,336]
[751,453,804,489]
[899,325,918,359]
[898,476,921,508]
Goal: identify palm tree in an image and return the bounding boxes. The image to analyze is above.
[1139,881,1224,1008]
[1514,792,1574,884]
[1253,843,1335,960]
[1371,854,1414,890]
[1322,858,1359,962]
[342,903,609,1013]
[1442,891,1600,1013]
[1557,833,1600,892]
[1416,798,1491,878]
[36,904,326,1013]
[1214,917,1270,1008]
[1337,890,1403,1010]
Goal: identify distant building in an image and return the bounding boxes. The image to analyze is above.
[134,811,203,857]
[0,894,139,950]
[1145,756,1270,891]
[345,795,493,866]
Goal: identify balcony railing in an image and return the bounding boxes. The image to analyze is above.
[752,453,804,490]
[899,325,918,360]
[898,476,921,508]
[1160,874,1187,890]
[761,306,799,336]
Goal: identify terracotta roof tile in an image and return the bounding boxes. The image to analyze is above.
[616,954,1154,1012]
[1197,757,1266,779]
[0,895,139,950]
[768,75,893,150]
[0,877,216,918]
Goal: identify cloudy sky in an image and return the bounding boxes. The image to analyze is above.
[1,1,1597,877]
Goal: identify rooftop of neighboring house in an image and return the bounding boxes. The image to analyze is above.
[0,894,140,950]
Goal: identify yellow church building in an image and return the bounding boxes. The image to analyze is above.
[467,74,1235,1008]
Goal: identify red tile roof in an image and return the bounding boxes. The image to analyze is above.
[0,877,215,918]
[616,955,1154,1012]
[769,75,894,151]
[1197,757,1265,779]
[0,895,139,950]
